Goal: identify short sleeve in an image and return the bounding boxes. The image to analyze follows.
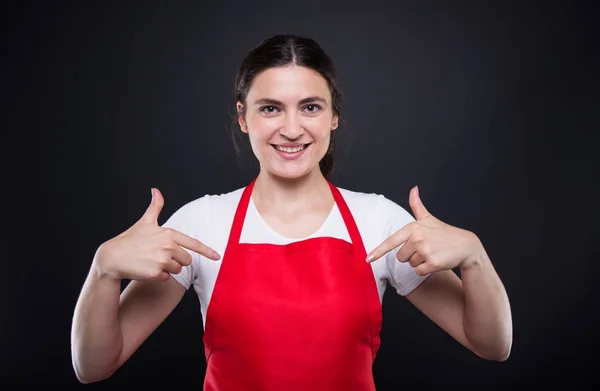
[160,199,204,290]
[378,195,431,296]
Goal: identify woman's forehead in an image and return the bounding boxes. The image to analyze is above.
[247,65,330,102]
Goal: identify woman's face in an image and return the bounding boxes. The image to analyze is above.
[238,65,338,180]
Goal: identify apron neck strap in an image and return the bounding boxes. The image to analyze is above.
[225,177,256,249]
[225,177,367,256]
[327,181,367,256]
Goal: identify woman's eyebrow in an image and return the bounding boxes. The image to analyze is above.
[253,96,328,106]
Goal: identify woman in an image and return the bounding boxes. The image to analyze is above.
[71,34,512,390]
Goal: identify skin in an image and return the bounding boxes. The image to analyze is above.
[71,63,511,384]
[368,187,513,361]
[71,189,219,383]
[236,65,339,238]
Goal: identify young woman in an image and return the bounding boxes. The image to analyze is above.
[71,34,512,390]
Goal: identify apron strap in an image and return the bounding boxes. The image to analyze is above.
[224,178,256,254]
[327,181,368,257]
[224,178,367,258]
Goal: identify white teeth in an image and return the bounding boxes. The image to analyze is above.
[274,144,306,153]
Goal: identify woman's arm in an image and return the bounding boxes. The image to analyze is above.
[71,189,216,383]
[405,238,512,361]
[71,250,186,383]
[368,187,513,360]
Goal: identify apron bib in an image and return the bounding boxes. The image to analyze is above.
[202,178,383,390]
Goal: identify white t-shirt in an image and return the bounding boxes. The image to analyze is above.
[162,187,430,328]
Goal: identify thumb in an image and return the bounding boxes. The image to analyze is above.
[409,185,431,220]
[141,188,164,224]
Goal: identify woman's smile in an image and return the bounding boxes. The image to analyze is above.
[271,142,312,160]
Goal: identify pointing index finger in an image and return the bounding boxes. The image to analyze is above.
[366,223,414,263]
[171,230,221,261]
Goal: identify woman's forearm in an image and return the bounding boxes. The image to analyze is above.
[460,239,513,361]
[71,263,123,383]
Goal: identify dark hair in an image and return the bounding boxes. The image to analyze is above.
[232,34,342,179]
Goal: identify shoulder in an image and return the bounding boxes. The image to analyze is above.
[337,187,390,217]
[162,187,244,229]
[202,187,245,212]
[337,187,415,231]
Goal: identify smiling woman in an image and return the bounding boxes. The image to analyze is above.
[232,35,341,180]
[70,34,512,391]
[238,65,338,179]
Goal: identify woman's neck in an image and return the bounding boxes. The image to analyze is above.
[252,169,332,211]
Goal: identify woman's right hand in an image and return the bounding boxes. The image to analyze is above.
[92,188,221,282]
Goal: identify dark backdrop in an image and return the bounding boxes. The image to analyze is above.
[3,0,599,389]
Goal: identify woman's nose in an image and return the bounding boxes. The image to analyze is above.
[280,115,304,139]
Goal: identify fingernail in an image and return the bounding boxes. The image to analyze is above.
[366,253,375,263]
[150,188,155,199]
[213,251,221,260]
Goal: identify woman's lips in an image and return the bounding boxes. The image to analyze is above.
[271,143,311,160]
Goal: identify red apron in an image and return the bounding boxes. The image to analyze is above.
[202,178,383,391]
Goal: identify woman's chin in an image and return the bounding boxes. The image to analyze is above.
[266,164,316,180]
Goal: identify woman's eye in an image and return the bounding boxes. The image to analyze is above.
[260,105,279,113]
[303,104,322,113]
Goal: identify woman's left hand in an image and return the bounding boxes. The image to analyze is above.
[366,186,483,275]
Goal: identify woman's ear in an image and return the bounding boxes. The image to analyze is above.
[332,114,339,130]
[236,101,247,133]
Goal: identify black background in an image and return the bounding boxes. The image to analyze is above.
[3,0,599,388]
